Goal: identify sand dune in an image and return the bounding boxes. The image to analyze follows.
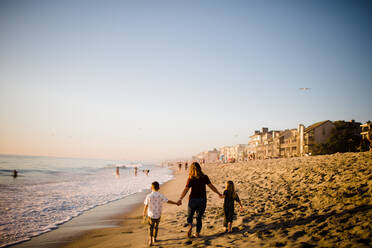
[63,152,371,248]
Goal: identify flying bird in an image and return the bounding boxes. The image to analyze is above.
[299,88,311,91]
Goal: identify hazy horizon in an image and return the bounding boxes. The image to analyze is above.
[1,0,371,162]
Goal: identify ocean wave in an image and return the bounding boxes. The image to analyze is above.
[0,163,172,247]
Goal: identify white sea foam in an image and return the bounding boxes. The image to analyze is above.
[0,160,172,247]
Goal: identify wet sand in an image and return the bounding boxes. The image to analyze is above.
[12,191,150,248]
[62,152,371,248]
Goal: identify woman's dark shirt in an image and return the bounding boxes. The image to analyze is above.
[186,175,211,200]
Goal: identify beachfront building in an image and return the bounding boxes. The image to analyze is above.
[248,130,261,158]
[234,144,248,161]
[361,121,372,151]
[248,126,302,158]
[219,146,230,162]
[278,121,335,157]
[219,119,363,162]
[347,119,362,136]
[248,121,335,158]
[303,120,335,155]
[361,121,371,140]
[243,145,251,161]
[225,145,237,162]
[204,149,220,163]
[218,145,247,162]
[272,130,281,157]
[248,128,280,159]
[207,149,220,162]
[278,124,305,157]
[256,130,280,159]
[192,148,220,163]
[278,129,300,157]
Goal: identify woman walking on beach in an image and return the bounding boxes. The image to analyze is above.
[177,162,222,238]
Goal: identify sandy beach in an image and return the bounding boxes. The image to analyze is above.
[62,152,371,248]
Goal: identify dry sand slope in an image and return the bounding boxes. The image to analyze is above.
[166,152,371,248]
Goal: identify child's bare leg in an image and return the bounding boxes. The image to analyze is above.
[153,220,159,243]
[187,224,192,238]
[148,220,154,246]
[223,216,228,232]
[228,222,232,232]
[148,231,153,246]
[148,236,153,246]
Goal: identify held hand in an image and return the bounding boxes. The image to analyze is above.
[177,199,182,206]
[219,193,224,199]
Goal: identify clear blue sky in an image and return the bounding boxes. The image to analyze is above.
[0,0,371,161]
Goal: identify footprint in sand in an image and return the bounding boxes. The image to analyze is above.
[291,230,306,241]
[275,241,287,247]
[92,234,105,238]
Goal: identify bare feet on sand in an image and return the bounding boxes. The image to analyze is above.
[193,233,201,238]
[187,226,192,238]
[148,236,153,246]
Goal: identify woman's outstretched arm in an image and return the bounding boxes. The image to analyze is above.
[207,183,223,198]
[177,187,190,205]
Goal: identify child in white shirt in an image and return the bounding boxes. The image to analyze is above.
[143,181,179,246]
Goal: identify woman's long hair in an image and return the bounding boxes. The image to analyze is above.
[189,162,204,179]
[225,181,236,198]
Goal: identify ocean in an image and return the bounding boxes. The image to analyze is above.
[0,155,172,247]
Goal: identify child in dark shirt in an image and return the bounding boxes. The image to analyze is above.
[222,180,243,233]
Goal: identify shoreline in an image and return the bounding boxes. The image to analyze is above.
[60,167,189,248]
[11,190,151,248]
[10,169,176,248]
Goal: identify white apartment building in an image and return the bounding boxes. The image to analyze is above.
[219,144,247,162]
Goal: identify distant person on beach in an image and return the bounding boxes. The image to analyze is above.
[222,181,243,233]
[185,162,188,171]
[13,170,18,178]
[178,163,182,172]
[143,181,180,246]
[134,167,138,176]
[116,167,120,177]
[177,162,222,238]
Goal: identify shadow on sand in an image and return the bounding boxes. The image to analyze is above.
[174,204,372,247]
